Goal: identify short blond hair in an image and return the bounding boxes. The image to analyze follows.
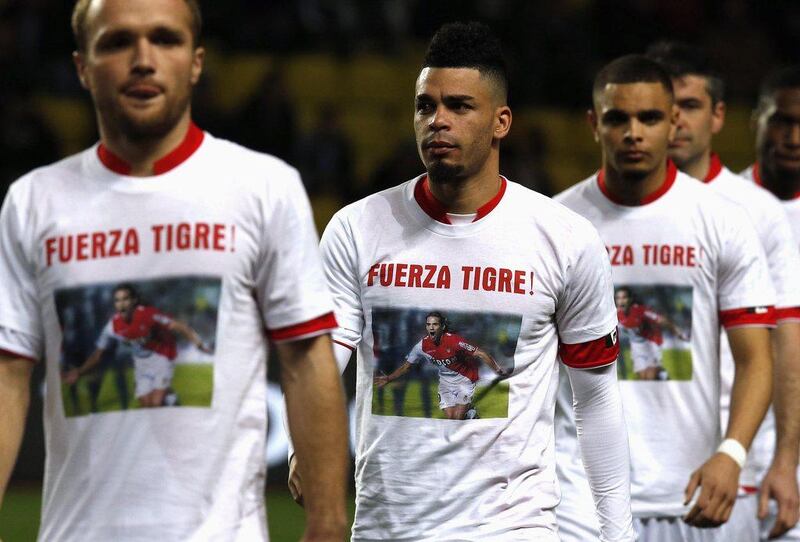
[71,0,202,52]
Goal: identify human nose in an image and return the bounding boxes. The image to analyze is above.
[428,105,450,131]
[623,119,644,143]
[787,122,800,147]
[131,38,155,74]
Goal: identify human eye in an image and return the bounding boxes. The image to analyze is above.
[151,28,184,46]
[96,32,132,52]
[602,111,627,126]
[415,100,434,114]
[639,111,664,125]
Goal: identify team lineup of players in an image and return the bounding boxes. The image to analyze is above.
[2,1,800,541]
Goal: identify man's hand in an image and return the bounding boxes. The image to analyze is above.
[759,461,800,539]
[373,375,390,389]
[288,454,304,506]
[683,453,741,528]
[62,368,80,385]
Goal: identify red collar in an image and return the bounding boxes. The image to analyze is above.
[597,161,678,206]
[413,175,507,224]
[752,162,763,186]
[703,153,723,183]
[97,122,205,175]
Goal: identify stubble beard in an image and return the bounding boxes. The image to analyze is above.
[426,160,466,184]
[98,88,192,143]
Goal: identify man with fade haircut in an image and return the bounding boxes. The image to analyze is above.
[648,41,800,540]
[554,54,775,542]
[288,21,634,541]
[743,64,800,541]
[0,0,348,540]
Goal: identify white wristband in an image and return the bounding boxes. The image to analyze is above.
[717,438,747,468]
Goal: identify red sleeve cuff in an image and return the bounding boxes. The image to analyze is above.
[719,306,776,329]
[267,312,338,342]
[776,307,800,323]
[0,348,37,363]
[559,328,620,369]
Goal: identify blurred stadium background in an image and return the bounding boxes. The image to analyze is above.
[2,0,800,539]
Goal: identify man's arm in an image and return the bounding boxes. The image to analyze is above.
[62,347,105,384]
[278,333,348,541]
[567,363,635,542]
[0,354,33,509]
[684,326,772,528]
[759,321,800,538]
[373,360,413,388]
[473,348,507,376]
[168,320,211,353]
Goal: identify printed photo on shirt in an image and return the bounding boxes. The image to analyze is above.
[371,307,520,420]
[615,284,692,381]
[55,276,220,416]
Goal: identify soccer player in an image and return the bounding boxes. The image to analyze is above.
[742,65,800,540]
[373,311,507,420]
[62,283,211,408]
[554,55,775,542]
[647,43,800,540]
[0,0,348,540]
[615,285,689,380]
[291,21,634,541]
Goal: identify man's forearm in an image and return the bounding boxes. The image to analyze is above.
[726,327,773,449]
[567,364,634,541]
[771,322,800,466]
[278,334,348,539]
[0,356,33,508]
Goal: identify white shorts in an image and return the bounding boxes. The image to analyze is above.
[134,353,174,397]
[437,373,475,409]
[634,516,720,542]
[760,499,800,541]
[718,492,759,542]
[631,339,662,373]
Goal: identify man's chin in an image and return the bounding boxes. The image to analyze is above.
[427,161,465,183]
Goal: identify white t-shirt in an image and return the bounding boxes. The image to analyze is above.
[705,157,800,487]
[322,174,620,541]
[742,163,800,245]
[0,125,336,541]
[554,164,775,518]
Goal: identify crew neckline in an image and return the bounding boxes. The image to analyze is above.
[413,175,507,224]
[597,160,678,206]
[97,122,205,176]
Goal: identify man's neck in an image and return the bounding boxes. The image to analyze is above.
[99,113,192,177]
[680,150,712,181]
[760,161,800,200]
[428,163,501,214]
[603,160,669,206]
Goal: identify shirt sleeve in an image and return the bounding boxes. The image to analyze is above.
[759,206,800,321]
[320,210,363,349]
[95,321,115,350]
[0,183,43,359]
[717,208,777,329]
[556,219,620,369]
[405,341,425,365]
[255,166,337,343]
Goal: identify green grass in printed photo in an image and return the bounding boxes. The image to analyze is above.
[62,363,214,416]
[372,379,509,418]
[617,347,693,381]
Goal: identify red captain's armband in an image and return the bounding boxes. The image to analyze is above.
[719,306,776,329]
[267,312,338,342]
[776,306,800,323]
[558,328,620,369]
